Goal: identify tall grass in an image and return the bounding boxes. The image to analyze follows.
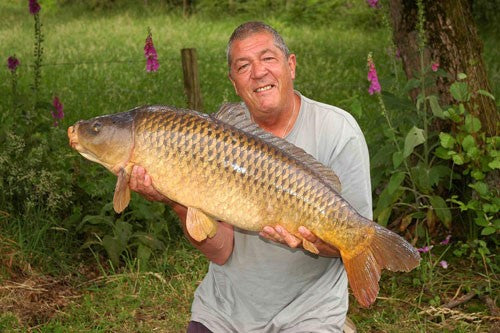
[0,1,498,331]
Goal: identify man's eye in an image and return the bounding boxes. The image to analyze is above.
[263,57,274,61]
[238,64,249,72]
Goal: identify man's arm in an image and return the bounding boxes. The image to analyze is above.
[129,166,234,265]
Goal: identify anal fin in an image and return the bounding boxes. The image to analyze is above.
[302,239,319,254]
[186,207,218,242]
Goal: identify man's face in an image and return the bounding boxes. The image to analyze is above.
[228,32,296,116]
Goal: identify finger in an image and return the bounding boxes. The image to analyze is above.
[129,166,139,190]
[143,173,152,187]
[298,226,317,243]
[260,226,283,243]
[276,226,301,248]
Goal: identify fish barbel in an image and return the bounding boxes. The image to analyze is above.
[68,104,420,307]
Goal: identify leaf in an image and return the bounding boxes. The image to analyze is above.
[114,220,132,246]
[464,115,481,133]
[488,158,500,169]
[404,126,425,157]
[481,227,496,236]
[450,82,469,102]
[411,163,431,193]
[477,89,495,100]
[469,182,489,196]
[137,244,152,271]
[457,73,467,80]
[429,195,452,229]
[439,132,455,149]
[471,170,485,180]
[434,146,451,160]
[392,151,404,168]
[102,235,124,267]
[474,216,490,227]
[461,135,476,152]
[387,172,406,194]
[452,153,464,165]
[429,165,451,186]
[376,206,392,227]
[404,78,421,92]
[427,95,444,118]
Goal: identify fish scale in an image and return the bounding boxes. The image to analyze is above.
[68,104,420,308]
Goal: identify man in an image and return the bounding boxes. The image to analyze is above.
[130,22,371,332]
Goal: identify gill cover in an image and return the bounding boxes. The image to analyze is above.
[73,111,136,213]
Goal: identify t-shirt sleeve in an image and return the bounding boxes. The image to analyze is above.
[321,111,373,220]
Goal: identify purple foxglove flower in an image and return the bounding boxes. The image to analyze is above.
[144,32,159,72]
[417,245,433,253]
[7,56,20,72]
[366,0,379,8]
[29,0,41,15]
[367,56,381,95]
[146,57,160,72]
[439,260,448,269]
[440,235,451,245]
[431,62,440,72]
[51,96,64,126]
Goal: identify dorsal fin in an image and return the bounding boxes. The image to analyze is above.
[213,103,342,193]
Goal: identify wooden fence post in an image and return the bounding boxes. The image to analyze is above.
[181,48,203,111]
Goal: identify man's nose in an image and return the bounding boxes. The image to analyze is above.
[251,61,267,79]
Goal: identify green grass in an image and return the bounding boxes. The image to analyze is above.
[0,1,498,332]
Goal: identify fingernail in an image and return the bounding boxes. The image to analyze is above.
[276,226,283,234]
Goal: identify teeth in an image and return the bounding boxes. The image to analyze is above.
[256,85,272,92]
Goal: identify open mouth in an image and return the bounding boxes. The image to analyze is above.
[254,84,274,93]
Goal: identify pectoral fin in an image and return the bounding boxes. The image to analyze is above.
[302,239,319,254]
[186,207,218,242]
[113,167,131,213]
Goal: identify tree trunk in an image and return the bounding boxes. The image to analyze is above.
[388,0,498,136]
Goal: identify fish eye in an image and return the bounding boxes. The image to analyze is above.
[92,121,102,133]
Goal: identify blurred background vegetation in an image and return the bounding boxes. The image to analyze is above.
[0,0,498,331]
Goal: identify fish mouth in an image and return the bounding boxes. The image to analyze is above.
[67,125,79,149]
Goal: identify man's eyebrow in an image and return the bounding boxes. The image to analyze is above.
[233,48,278,64]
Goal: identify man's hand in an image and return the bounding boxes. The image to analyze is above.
[129,165,172,203]
[259,225,340,257]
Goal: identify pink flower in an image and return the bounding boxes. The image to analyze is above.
[29,0,41,15]
[417,245,433,253]
[51,96,64,126]
[440,235,451,245]
[7,56,20,72]
[367,54,381,95]
[144,31,159,72]
[431,62,439,72]
[439,260,448,269]
[366,0,379,8]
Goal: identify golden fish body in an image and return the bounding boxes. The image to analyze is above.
[68,104,420,307]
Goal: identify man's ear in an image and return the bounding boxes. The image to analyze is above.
[228,72,240,96]
[288,54,297,80]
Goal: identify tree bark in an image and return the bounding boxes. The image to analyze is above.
[388,0,498,135]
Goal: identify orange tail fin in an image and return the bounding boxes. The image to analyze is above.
[342,223,421,308]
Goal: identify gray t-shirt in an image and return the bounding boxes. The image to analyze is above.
[190,92,372,332]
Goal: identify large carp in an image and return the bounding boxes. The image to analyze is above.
[68,104,420,307]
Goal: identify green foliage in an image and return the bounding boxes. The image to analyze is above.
[367,2,498,254]
[437,78,499,238]
[77,200,182,269]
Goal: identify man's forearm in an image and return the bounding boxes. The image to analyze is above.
[171,204,234,265]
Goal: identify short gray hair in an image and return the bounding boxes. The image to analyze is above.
[226,21,290,68]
